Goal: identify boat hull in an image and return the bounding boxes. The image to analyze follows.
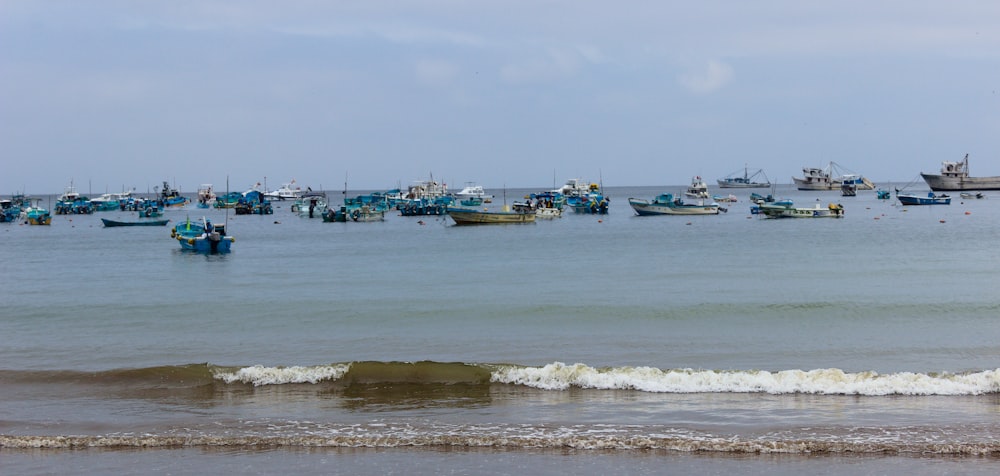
[897,194,951,205]
[920,173,1000,191]
[102,218,170,227]
[757,203,845,218]
[447,209,536,225]
[628,198,719,216]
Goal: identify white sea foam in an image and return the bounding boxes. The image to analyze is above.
[213,364,352,386]
[491,362,1000,395]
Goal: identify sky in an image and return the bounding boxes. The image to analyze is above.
[2,0,999,195]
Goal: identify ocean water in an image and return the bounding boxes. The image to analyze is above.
[2,184,999,474]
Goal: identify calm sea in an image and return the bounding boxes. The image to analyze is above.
[2,184,998,474]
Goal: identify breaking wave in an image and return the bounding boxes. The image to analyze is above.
[3,362,998,396]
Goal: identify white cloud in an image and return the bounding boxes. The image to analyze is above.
[677,60,734,94]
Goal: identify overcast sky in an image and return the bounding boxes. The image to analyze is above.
[2,1,999,194]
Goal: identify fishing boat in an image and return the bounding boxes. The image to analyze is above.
[234,190,273,215]
[512,194,563,218]
[793,162,875,191]
[157,181,189,207]
[841,179,858,197]
[717,166,771,188]
[895,190,951,206]
[101,218,170,227]
[54,182,94,215]
[24,198,52,225]
[263,180,303,200]
[749,192,775,204]
[920,154,1000,191]
[0,198,22,222]
[959,192,986,199]
[447,206,536,225]
[90,191,133,211]
[628,193,721,216]
[684,176,709,198]
[196,184,216,208]
[876,189,892,200]
[756,200,844,218]
[170,217,234,253]
[292,191,328,218]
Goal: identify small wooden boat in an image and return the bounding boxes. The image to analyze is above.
[170,217,234,252]
[102,218,170,227]
[895,190,951,206]
[756,200,845,218]
[959,192,986,199]
[447,207,536,225]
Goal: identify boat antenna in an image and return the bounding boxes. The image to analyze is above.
[225,175,229,229]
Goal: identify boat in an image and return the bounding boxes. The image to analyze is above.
[346,205,385,222]
[234,190,273,215]
[454,183,493,202]
[54,181,94,215]
[959,192,986,199]
[447,206,536,225]
[551,178,591,196]
[712,193,738,203]
[717,166,771,188]
[213,192,242,209]
[841,179,857,197]
[292,191,328,218]
[157,181,189,207]
[755,200,844,218]
[196,184,216,208]
[684,176,709,198]
[749,192,775,204]
[170,217,234,253]
[0,198,23,222]
[628,193,721,216]
[876,189,892,200]
[263,180,303,200]
[920,154,1000,191]
[895,190,951,206]
[90,191,133,211]
[792,162,875,191]
[101,218,170,227]
[24,198,52,225]
[511,194,563,218]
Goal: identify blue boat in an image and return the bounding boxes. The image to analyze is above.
[171,217,234,253]
[896,189,951,206]
[234,191,273,215]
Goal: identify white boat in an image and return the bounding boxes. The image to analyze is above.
[793,162,875,191]
[920,154,1000,191]
[197,184,216,207]
[454,183,494,202]
[756,200,845,218]
[959,192,986,199]
[717,166,771,188]
[551,178,591,196]
[684,176,709,198]
[405,178,449,200]
[293,191,328,218]
[264,180,303,200]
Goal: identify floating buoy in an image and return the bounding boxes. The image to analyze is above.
[939,220,946,223]
[874,217,879,220]
[417,220,425,225]
[597,219,603,223]
[685,222,692,225]
[274,221,281,224]
[965,211,971,215]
